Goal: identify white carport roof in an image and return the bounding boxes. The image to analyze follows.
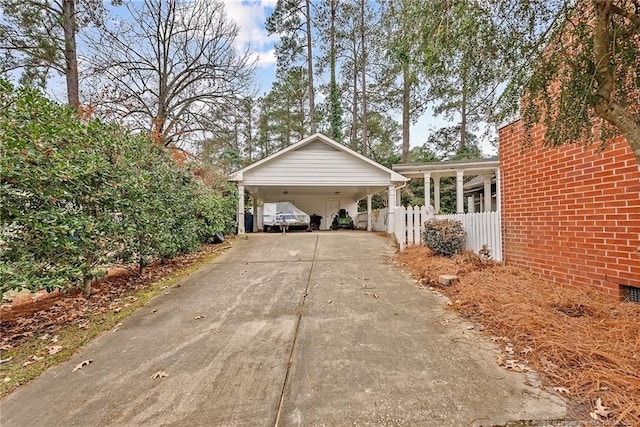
[229,133,409,201]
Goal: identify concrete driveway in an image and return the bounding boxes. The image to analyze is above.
[0,232,567,426]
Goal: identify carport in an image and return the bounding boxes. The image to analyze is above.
[229,133,409,233]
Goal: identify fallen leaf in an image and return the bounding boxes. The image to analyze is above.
[22,361,33,367]
[553,387,570,395]
[73,359,93,372]
[51,335,59,343]
[3,377,11,383]
[38,334,50,341]
[48,345,63,355]
[504,359,524,371]
[373,293,379,299]
[521,346,533,355]
[151,371,168,379]
[0,357,13,364]
[592,398,610,418]
[31,355,44,361]
[496,354,505,366]
[194,315,204,320]
[327,300,332,304]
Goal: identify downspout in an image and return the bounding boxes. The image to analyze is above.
[394,182,407,206]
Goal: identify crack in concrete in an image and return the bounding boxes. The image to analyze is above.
[273,234,319,427]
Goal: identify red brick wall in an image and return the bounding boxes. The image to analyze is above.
[499,120,640,298]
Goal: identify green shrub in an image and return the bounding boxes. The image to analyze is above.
[1,81,119,294]
[422,218,467,256]
[0,79,234,295]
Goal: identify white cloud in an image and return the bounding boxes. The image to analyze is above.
[222,0,278,68]
[251,48,277,68]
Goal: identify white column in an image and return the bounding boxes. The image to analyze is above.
[456,170,464,214]
[367,194,373,231]
[483,175,492,212]
[252,196,258,231]
[433,175,441,213]
[387,185,396,234]
[237,184,245,234]
[495,168,501,212]
[423,172,431,208]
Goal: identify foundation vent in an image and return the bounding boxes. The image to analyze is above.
[622,286,640,304]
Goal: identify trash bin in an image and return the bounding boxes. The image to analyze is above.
[310,214,322,230]
[244,213,254,233]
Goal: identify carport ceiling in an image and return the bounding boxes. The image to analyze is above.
[246,184,389,201]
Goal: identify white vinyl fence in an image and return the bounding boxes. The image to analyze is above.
[394,206,502,261]
[356,208,389,232]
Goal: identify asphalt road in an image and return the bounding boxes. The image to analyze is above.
[0,232,567,426]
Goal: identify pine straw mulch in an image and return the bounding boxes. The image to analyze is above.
[0,241,233,352]
[396,245,640,426]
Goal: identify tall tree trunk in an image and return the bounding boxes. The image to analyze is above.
[329,0,341,141]
[402,64,410,162]
[305,0,316,134]
[592,0,640,164]
[62,0,80,109]
[459,72,468,154]
[360,0,368,156]
[246,100,253,161]
[351,59,359,150]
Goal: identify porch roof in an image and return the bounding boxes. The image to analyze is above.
[392,158,499,178]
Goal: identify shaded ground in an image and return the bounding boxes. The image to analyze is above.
[0,241,232,395]
[1,232,567,426]
[396,245,640,425]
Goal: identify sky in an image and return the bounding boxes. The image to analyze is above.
[35,0,494,156]
[220,0,490,155]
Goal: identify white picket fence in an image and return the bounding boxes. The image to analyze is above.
[394,206,502,261]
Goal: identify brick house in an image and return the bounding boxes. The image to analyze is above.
[499,121,640,300]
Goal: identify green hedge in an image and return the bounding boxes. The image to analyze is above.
[0,80,236,296]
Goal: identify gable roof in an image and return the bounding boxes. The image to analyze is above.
[229,133,409,183]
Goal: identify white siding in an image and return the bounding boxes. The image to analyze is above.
[243,141,390,185]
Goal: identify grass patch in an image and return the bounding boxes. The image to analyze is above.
[0,247,227,397]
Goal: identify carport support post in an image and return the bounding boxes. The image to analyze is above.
[252,196,258,231]
[456,170,464,214]
[433,175,441,213]
[423,172,431,209]
[387,185,396,234]
[237,184,245,234]
[483,175,492,212]
[367,194,373,231]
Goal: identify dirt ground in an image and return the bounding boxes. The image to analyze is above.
[396,245,640,426]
